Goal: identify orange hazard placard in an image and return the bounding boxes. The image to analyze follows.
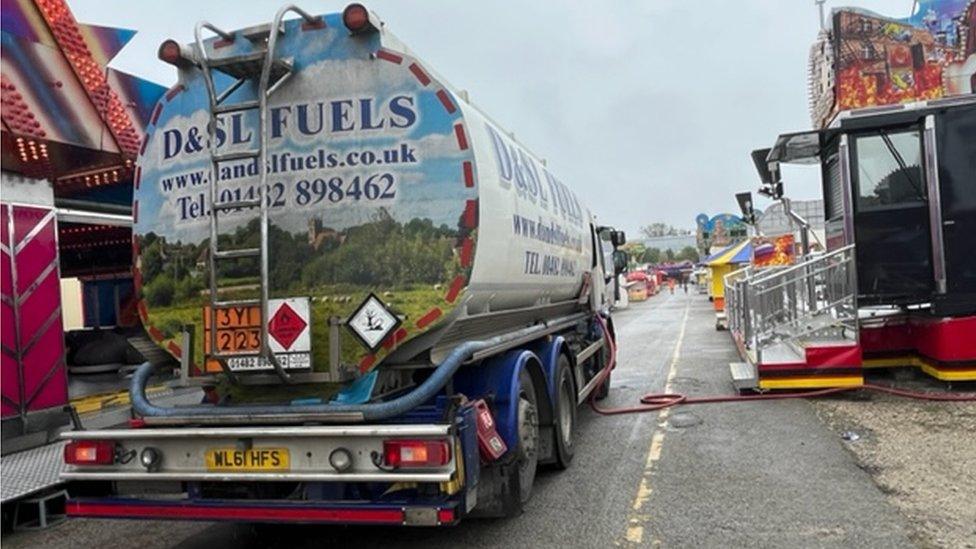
[201,299,312,373]
[203,306,261,372]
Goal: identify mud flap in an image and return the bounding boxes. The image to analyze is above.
[469,458,523,518]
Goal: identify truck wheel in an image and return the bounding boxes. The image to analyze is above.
[516,368,540,504]
[552,355,576,469]
[469,368,541,518]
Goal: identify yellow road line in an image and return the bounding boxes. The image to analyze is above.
[623,302,690,546]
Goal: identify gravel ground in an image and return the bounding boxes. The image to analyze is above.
[813,371,976,549]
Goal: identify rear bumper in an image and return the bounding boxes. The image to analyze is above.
[60,424,457,482]
[61,405,483,525]
[67,497,458,526]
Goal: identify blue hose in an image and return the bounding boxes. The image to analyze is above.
[130,323,552,422]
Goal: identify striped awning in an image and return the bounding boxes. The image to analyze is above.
[706,240,751,266]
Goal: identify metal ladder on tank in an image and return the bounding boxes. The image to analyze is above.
[194,5,321,383]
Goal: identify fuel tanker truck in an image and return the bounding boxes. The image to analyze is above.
[61,4,628,524]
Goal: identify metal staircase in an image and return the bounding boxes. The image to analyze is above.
[725,244,858,369]
[194,5,321,383]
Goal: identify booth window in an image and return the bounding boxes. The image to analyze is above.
[853,129,926,210]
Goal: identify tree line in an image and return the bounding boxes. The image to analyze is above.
[139,214,461,308]
[621,242,700,266]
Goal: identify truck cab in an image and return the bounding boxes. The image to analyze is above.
[758,96,976,316]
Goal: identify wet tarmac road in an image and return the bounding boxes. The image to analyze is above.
[6,292,914,548]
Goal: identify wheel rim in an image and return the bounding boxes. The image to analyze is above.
[517,391,538,501]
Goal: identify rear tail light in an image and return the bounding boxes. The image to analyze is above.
[64,440,116,465]
[383,440,450,468]
[343,3,377,34]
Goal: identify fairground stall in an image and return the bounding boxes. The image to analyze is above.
[695,212,748,258]
[730,0,976,390]
[704,240,749,329]
[692,266,708,294]
[0,0,199,524]
[625,271,653,301]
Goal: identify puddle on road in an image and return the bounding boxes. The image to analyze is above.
[670,376,706,388]
[668,411,703,429]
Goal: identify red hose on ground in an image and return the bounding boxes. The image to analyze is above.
[588,316,976,417]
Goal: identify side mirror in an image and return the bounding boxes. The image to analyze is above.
[611,230,626,248]
[612,250,629,274]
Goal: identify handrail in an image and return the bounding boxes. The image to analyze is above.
[751,261,848,295]
[724,245,857,365]
[253,5,321,383]
[749,244,854,285]
[193,21,240,384]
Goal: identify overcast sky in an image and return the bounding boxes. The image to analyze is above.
[72,0,915,237]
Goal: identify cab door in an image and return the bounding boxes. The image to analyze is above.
[821,137,851,251]
[594,225,615,307]
[849,122,933,305]
[931,106,976,314]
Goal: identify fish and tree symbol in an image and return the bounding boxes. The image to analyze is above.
[347,294,401,352]
[364,309,385,331]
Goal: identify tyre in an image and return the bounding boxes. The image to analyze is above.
[551,354,576,469]
[515,367,540,504]
[470,366,541,518]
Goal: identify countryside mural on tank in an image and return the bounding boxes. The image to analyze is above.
[132,14,478,394]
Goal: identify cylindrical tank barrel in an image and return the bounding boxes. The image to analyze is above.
[133,11,597,383]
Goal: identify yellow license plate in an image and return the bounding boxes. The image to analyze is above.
[205,448,290,471]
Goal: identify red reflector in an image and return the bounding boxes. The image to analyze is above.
[383,440,450,468]
[64,440,116,465]
[343,3,374,33]
[68,501,409,524]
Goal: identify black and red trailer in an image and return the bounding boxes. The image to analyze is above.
[728,2,975,389]
[758,96,976,382]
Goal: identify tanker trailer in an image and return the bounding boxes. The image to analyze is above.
[60,4,628,523]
